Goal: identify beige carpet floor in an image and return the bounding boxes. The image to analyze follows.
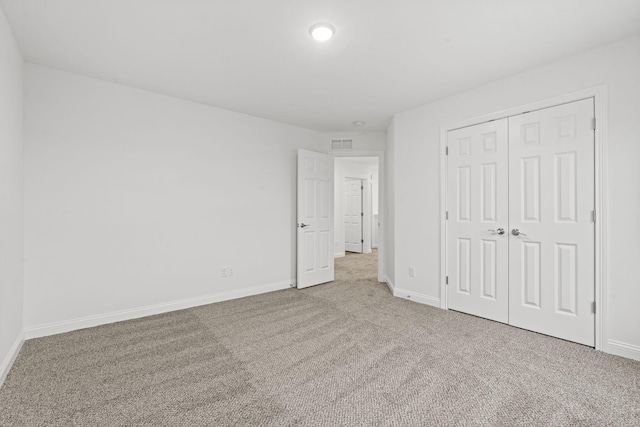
[1,250,639,426]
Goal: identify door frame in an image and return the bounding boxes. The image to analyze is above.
[333,151,386,283]
[440,85,608,351]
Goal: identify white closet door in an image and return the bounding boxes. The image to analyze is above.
[508,98,595,346]
[447,119,509,323]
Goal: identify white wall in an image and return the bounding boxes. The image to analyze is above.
[0,6,24,385]
[371,167,379,248]
[325,131,387,153]
[384,119,396,288]
[23,64,325,335]
[390,35,640,359]
[334,158,378,257]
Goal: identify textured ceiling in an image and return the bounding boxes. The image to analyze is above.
[2,0,640,131]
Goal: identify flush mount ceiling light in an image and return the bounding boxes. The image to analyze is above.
[309,23,335,41]
[353,121,366,126]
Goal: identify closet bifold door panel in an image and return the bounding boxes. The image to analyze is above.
[447,119,509,324]
[508,98,595,346]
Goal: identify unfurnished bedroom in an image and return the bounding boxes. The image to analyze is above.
[0,1,639,425]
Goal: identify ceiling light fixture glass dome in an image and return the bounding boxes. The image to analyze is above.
[309,23,335,41]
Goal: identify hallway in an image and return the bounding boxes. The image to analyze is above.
[335,249,379,284]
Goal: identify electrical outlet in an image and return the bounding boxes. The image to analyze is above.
[409,266,416,277]
[227,267,234,277]
[220,268,227,278]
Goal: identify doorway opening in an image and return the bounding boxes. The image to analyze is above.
[295,149,384,290]
[334,157,380,281]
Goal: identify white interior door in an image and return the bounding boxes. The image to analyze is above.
[344,179,363,253]
[447,119,510,323]
[297,149,334,289]
[508,98,595,346]
[446,98,596,346]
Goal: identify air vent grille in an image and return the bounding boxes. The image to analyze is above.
[330,138,353,150]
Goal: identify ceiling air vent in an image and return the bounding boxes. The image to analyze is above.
[330,138,353,150]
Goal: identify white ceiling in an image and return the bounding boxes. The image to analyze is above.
[2,0,639,132]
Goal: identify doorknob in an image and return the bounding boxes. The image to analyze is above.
[299,223,309,228]
[511,228,527,236]
[488,228,505,235]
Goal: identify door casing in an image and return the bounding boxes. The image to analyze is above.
[440,86,608,351]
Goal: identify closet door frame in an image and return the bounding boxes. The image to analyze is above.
[440,85,608,351]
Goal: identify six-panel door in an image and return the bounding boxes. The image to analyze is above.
[344,179,363,253]
[508,99,595,346]
[297,149,334,289]
[447,119,510,323]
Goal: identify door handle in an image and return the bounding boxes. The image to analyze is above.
[299,223,310,228]
[511,228,527,236]
[488,228,505,235]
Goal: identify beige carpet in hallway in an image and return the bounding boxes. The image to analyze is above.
[1,250,639,426]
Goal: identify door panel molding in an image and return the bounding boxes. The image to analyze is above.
[440,85,608,351]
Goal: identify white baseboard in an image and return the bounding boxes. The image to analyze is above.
[393,287,441,308]
[372,244,378,249]
[0,331,24,388]
[24,280,292,340]
[606,339,640,361]
[384,276,395,294]
[334,252,345,258]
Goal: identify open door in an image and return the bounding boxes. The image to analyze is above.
[297,149,334,288]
